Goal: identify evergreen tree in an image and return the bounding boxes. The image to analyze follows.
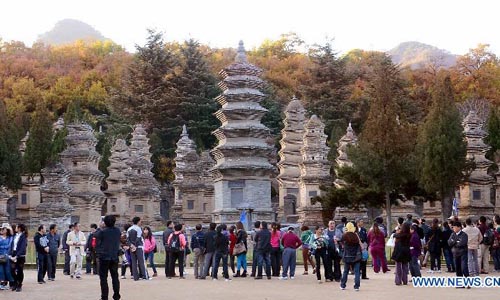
[349,55,415,229]
[486,106,500,163]
[23,103,54,175]
[175,39,220,150]
[303,41,353,142]
[417,75,467,219]
[0,99,22,190]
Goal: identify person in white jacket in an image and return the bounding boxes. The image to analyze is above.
[66,223,87,279]
[462,218,482,277]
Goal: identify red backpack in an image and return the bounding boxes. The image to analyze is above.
[91,236,97,249]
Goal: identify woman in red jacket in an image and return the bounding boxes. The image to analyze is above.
[367,223,389,273]
[229,225,237,276]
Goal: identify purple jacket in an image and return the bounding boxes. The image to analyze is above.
[410,232,421,257]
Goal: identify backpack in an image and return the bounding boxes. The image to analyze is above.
[91,236,97,249]
[167,233,181,252]
[483,229,494,246]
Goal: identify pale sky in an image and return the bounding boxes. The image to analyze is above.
[1,0,499,55]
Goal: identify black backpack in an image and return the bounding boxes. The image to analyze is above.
[167,233,181,252]
[483,229,494,246]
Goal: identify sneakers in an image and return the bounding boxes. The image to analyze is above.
[225,278,232,282]
[354,288,360,292]
[290,276,295,280]
[340,286,345,290]
[279,276,288,280]
[318,280,323,284]
[303,271,308,275]
[120,276,126,279]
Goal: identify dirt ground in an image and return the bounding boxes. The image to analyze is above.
[4,267,499,300]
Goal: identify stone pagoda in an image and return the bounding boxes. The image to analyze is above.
[334,123,357,188]
[277,97,306,222]
[37,162,74,228]
[0,187,9,223]
[60,123,106,229]
[19,131,29,156]
[124,124,161,225]
[211,41,275,225]
[173,125,214,224]
[457,110,497,218]
[333,123,369,221]
[298,115,331,225]
[104,139,130,221]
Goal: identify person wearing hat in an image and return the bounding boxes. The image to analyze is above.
[448,221,469,278]
[0,223,14,290]
[280,227,302,280]
[340,222,362,291]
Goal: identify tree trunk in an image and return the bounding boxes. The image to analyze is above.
[441,189,453,221]
[385,192,392,232]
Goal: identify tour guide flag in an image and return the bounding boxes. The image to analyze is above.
[452,198,459,217]
[240,210,247,223]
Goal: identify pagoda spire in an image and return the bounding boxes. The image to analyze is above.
[235,40,247,63]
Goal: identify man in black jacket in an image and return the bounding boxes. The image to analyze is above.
[200,223,217,279]
[255,221,272,279]
[34,225,49,284]
[95,215,121,300]
[46,224,60,281]
[448,221,469,278]
[62,224,74,275]
[85,223,99,275]
[162,220,174,277]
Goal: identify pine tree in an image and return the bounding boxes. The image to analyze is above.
[23,103,54,175]
[417,75,467,219]
[0,99,22,190]
[349,55,415,229]
[486,106,500,163]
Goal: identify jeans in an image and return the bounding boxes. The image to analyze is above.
[251,249,257,276]
[492,248,500,271]
[99,259,121,300]
[193,248,205,278]
[70,249,83,277]
[236,253,247,272]
[47,252,58,279]
[341,261,360,289]
[169,251,184,278]
[37,252,48,282]
[455,254,469,277]
[443,248,455,271]
[328,248,339,280]
[394,261,409,285]
[164,251,171,277]
[213,252,229,279]
[86,250,98,274]
[409,256,421,277]
[145,252,157,274]
[202,252,215,278]
[479,244,490,272]
[130,248,147,280]
[270,247,281,277]
[229,254,235,274]
[467,249,479,276]
[256,251,271,277]
[281,248,297,277]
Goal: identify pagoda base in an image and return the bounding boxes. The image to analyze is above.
[212,208,274,228]
[457,204,495,221]
[334,206,369,222]
[297,206,323,226]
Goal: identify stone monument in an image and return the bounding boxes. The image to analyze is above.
[104,139,130,222]
[277,97,306,222]
[211,41,275,225]
[60,123,106,229]
[457,110,496,218]
[297,115,330,225]
[0,187,9,223]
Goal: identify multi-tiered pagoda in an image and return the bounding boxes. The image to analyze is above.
[60,123,105,229]
[124,124,161,225]
[37,162,74,228]
[173,125,214,224]
[104,139,130,221]
[211,41,275,225]
[457,110,497,217]
[277,97,306,221]
[298,115,330,225]
[334,123,357,188]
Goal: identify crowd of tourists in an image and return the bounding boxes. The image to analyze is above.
[1,213,500,297]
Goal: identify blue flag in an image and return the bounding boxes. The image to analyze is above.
[240,210,247,223]
[452,198,459,216]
